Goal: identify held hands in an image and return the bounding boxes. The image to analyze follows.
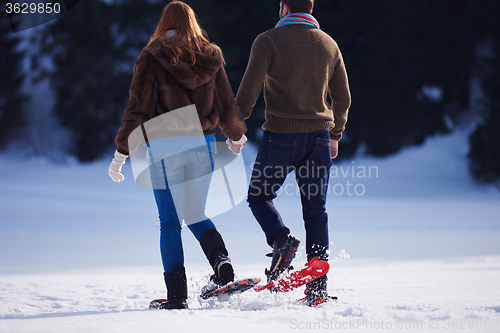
[226,135,247,156]
[108,150,128,182]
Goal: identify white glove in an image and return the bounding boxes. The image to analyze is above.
[108,150,128,182]
[226,135,247,156]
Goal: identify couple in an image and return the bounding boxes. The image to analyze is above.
[108,0,351,308]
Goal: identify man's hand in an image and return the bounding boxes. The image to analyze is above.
[330,140,339,159]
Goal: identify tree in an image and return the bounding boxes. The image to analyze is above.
[0,13,27,148]
[28,0,500,166]
[314,0,484,157]
[468,20,500,186]
[34,0,138,161]
[468,106,500,186]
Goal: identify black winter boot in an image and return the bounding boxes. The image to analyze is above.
[162,266,188,309]
[199,229,234,285]
[211,251,234,285]
[265,234,300,283]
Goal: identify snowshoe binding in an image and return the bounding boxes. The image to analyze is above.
[200,277,261,300]
[265,234,300,283]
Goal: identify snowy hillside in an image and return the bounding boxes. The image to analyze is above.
[1,129,499,332]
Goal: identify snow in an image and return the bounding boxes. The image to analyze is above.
[1,129,500,332]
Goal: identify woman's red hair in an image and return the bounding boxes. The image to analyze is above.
[149,1,223,65]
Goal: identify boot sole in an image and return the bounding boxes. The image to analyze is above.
[149,299,188,309]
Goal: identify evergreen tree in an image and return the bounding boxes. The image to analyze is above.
[315,0,478,157]
[28,0,500,166]
[468,17,500,186]
[34,0,134,161]
[0,13,27,148]
[468,105,500,186]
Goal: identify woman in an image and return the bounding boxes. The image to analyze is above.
[108,1,247,309]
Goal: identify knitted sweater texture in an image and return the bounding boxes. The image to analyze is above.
[236,25,351,141]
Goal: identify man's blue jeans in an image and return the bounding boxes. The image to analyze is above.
[248,130,332,261]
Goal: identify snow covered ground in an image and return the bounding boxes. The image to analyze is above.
[1,257,499,333]
[1,129,500,332]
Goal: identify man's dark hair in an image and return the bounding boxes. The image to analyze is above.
[281,0,314,14]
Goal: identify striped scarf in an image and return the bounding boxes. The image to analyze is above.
[276,13,320,30]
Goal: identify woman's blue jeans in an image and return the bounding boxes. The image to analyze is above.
[149,149,217,273]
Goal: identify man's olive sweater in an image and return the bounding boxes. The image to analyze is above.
[236,24,351,141]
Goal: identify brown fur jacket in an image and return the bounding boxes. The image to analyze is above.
[115,36,247,155]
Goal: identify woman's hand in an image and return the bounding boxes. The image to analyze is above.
[226,135,247,156]
[108,150,128,182]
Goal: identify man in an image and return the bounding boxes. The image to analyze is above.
[234,0,351,305]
